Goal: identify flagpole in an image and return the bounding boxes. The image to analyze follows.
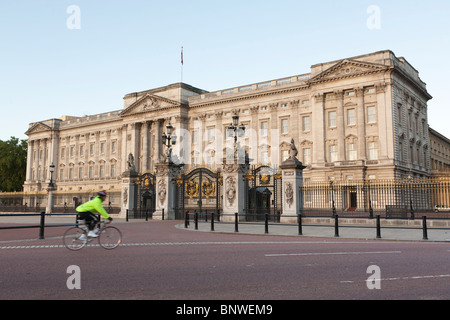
[181,46,183,83]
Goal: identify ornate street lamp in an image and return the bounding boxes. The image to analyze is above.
[48,163,56,190]
[162,123,177,163]
[227,114,246,152]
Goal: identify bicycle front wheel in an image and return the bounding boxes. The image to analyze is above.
[98,226,122,250]
[63,227,87,251]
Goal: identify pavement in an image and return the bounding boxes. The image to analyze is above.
[1,215,450,242]
[179,219,450,242]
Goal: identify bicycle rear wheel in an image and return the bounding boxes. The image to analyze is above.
[98,226,122,250]
[63,227,87,251]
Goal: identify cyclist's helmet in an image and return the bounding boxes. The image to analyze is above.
[97,190,107,197]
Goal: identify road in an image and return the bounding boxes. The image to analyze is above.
[1,220,449,301]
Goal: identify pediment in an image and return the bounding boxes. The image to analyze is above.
[119,94,182,117]
[309,59,390,84]
[25,122,52,135]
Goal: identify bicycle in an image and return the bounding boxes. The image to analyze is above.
[63,219,122,251]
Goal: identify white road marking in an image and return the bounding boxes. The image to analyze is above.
[0,241,389,250]
[265,251,402,257]
[341,274,450,284]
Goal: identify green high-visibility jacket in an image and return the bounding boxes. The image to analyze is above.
[76,196,110,219]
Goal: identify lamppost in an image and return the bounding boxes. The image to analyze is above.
[330,180,337,218]
[161,123,177,163]
[368,178,374,219]
[227,114,246,156]
[46,163,56,214]
[408,174,415,220]
[49,163,55,189]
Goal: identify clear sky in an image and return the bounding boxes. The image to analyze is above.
[1,0,449,141]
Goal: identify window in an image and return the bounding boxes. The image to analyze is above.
[207,128,215,143]
[241,124,249,138]
[90,144,94,156]
[100,143,105,154]
[260,121,268,137]
[111,141,117,153]
[281,119,289,134]
[302,116,310,132]
[61,148,65,159]
[89,165,94,179]
[367,106,377,124]
[368,142,378,160]
[100,165,105,178]
[59,169,64,180]
[328,111,337,128]
[347,143,357,161]
[78,167,84,179]
[111,164,116,177]
[347,109,356,126]
[192,130,198,145]
[329,145,338,162]
[69,168,74,180]
[70,147,75,157]
[303,148,311,165]
[80,145,84,157]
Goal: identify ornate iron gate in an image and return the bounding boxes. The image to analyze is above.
[132,172,156,219]
[175,168,222,220]
[244,165,282,222]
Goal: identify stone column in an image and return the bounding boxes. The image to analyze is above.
[42,138,48,181]
[34,139,40,181]
[120,168,139,219]
[121,124,128,173]
[249,106,259,165]
[154,162,183,220]
[312,93,325,165]
[130,123,141,173]
[356,87,367,160]
[221,154,249,222]
[154,120,162,164]
[280,139,306,224]
[26,140,33,181]
[142,121,149,172]
[335,90,345,161]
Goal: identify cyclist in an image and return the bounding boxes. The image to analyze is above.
[76,190,113,238]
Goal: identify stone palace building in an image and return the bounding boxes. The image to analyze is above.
[21,50,450,217]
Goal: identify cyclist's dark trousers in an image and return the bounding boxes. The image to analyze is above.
[77,212,98,231]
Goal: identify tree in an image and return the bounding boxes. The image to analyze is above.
[0,137,28,192]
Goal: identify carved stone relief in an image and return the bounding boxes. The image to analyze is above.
[225,176,236,207]
[285,182,294,208]
[158,179,167,205]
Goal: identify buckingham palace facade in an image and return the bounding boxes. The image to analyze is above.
[22,50,449,216]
